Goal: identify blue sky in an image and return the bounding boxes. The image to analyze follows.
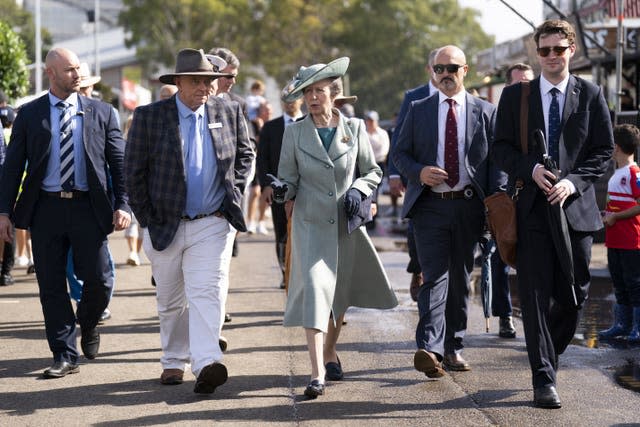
[458,0,544,43]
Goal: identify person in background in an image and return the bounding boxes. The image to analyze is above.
[0,97,16,285]
[490,62,536,340]
[493,19,613,408]
[273,57,397,398]
[0,47,130,378]
[246,100,273,235]
[258,90,304,289]
[125,48,253,394]
[245,79,266,122]
[599,124,640,343]
[389,47,440,302]
[393,45,505,379]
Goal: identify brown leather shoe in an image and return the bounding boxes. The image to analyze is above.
[413,349,445,378]
[409,272,422,302]
[219,336,228,352]
[443,353,471,371]
[160,368,184,385]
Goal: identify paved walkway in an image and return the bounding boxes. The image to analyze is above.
[0,221,639,426]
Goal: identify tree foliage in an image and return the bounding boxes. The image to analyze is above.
[0,20,30,100]
[119,0,494,118]
[0,0,52,64]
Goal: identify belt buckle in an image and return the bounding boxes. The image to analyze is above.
[463,187,474,200]
[60,191,73,199]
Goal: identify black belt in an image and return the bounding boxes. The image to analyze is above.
[427,186,475,200]
[41,190,89,199]
[180,210,223,221]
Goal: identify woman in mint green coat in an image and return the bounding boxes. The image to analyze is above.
[274,58,397,398]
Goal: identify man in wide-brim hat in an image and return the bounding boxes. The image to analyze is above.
[125,47,254,395]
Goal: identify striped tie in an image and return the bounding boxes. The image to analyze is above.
[57,101,74,191]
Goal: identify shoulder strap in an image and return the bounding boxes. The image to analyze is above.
[519,81,530,154]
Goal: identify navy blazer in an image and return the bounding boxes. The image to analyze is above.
[125,94,254,251]
[0,93,129,234]
[257,115,285,188]
[493,75,613,232]
[388,83,432,178]
[392,92,505,219]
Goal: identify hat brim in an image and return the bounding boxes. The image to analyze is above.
[159,71,230,85]
[80,76,101,88]
[334,95,358,106]
[282,57,350,103]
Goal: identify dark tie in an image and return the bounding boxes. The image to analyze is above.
[57,101,74,191]
[548,88,561,163]
[444,98,459,188]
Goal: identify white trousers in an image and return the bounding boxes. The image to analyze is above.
[143,215,236,377]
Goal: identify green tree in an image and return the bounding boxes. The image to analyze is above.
[0,20,30,100]
[0,0,53,64]
[119,0,493,118]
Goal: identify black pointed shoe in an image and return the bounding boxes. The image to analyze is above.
[81,328,100,360]
[499,316,517,338]
[534,384,562,409]
[43,361,79,378]
[304,379,325,398]
[325,356,343,381]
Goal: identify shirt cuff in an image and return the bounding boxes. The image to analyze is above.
[560,178,576,194]
[388,174,401,179]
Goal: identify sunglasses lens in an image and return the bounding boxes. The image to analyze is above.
[446,65,460,73]
[538,46,569,57]
[537,47,551,57]
[434,65,444,74]
[434,64,463,74]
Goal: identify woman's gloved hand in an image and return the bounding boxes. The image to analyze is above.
[343,188,364,219]
[267,174,288,203]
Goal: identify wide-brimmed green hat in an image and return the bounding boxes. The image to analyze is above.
[281,57,350,103]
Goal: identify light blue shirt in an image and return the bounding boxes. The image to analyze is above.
[175,96,225,217]
[42,92,88,191]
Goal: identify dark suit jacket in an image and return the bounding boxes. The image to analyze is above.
[257,115,285,188]
[493,75,613,232]
[388,83,431,178]
[0,93,129,234]
[392,92,505,219]
[125,94,254,251]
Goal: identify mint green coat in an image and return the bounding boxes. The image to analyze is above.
[278,111,398,332]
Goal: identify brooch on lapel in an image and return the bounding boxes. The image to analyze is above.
[341,135,350,143]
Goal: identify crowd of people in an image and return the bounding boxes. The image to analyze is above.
[1,18,638,410]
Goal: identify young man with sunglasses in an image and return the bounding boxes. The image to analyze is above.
[392,45,505,379]
[494,19,613,409]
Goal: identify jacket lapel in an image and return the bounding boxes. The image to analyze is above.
[465,93,480,153]
[425,95,439,164]
[164,97,183,159]
[298,115,332,165]
[561,75,579,128]
[327,113,355,162]
[528,78,545,154]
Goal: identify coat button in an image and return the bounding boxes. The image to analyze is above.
[325,165,331,169]
[329,219,335,224]
[328,192,333,196]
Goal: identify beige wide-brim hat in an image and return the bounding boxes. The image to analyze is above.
[79,62,101,88]
[281,57,350,103]
[159,48,230,85]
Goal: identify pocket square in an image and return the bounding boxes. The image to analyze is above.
[208,122,223,129]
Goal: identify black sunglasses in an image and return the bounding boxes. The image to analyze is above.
[433,64,465,74]
[536,45,571,57]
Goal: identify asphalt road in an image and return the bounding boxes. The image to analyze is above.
[0,219,639,426]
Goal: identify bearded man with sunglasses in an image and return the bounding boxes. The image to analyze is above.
[494,20,613,409]
[393,45,505,379]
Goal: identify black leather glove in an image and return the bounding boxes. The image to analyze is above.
[344,188,364,219]
[267,173,288,203]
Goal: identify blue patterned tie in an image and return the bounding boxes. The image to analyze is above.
[185,112,204,218]
[548,88,560,163]
[57,101,74,191]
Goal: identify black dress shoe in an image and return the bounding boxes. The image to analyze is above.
[325,356,343,381]
[304,379,325,398]
[224,313,232,323]
[534,384,562,408]
[81,328,100,360]
[499,316,516,338]
[443,353,471,372]
[43,361,79,378]
[194,362,228,394]
[0,273,14,286]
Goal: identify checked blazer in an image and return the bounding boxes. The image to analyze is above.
[125,94,254,251]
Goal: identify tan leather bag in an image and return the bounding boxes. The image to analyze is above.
[484,81,529,268]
